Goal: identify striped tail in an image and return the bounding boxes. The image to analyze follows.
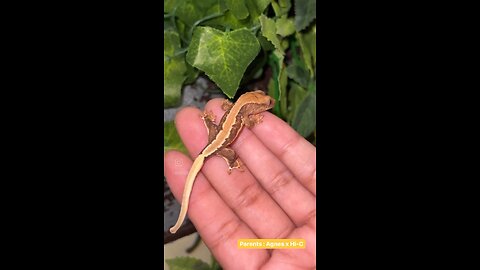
[169,154,206,234]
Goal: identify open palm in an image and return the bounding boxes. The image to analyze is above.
[165,98,316,269]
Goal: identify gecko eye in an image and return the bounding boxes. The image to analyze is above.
[268,98,275,107]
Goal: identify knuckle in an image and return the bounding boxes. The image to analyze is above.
[268,169,294,195]
[209,218,242,250]
[234,182,263,209]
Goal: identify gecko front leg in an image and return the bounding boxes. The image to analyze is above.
[221,99,234,111]
[202,110,218,144]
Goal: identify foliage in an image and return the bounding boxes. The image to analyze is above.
[164,0,316,139]
[164,121,188,154]
[166,255,222,270]
[166,256,210,270]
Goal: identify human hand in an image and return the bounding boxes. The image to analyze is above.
[164,98,316,269]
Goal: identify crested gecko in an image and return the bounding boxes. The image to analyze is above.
[169,90,275,234]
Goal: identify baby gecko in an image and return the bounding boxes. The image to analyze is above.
[169,90,275,234]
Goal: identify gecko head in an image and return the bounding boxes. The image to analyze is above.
[243,90,276,113]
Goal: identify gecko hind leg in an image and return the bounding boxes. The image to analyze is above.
[244,114,264,128]
[216,147,244,174]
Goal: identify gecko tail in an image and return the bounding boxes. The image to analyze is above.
[169,155,206,234]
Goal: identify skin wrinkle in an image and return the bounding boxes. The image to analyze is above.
[271,222,295,240]
[208,217,243,252]
[305,210,316,231]
[267,167,295,196]
[262,249,306,270]
[277,131,303,164]
[306,168,316,194]
[302,209,316,228]
[233,181,264,210]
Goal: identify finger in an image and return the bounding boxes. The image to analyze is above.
[205,99,316,227]
[165,151,269,269]
[249,112,316,195]
[177,104,296,238]
[174,107,209,158]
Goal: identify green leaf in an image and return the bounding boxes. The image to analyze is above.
[307,78,316,93]
[204,10,252,30]
[241,49,267,85]
[287,81,306,122]
[164,0,176,13]
[304,24,316,67]
[175,0,221,27]
[257,35,274,51]
[259,14,284,55]
[286,61,310,88]
[253,0,272,13]
[184,62,200,85]
[173,1,205,27]
[272,0,291,16]
[166,257,210,270]
[275,16,295,37]
[205,0,270,30]
[226,0,249,20]
[164,121,188,155]
[279,63,288,117]
[279,0,292,11]
[296,29,315,78]
[291,91,316,137]
[186,26,260,98]
[164,31,186,108]
[210,255,222,270]
[242,0,272,20]
[294,0,316,31]
[275,50,288,117]
[267,50,285,117]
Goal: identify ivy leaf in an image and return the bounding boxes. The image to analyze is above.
[172,0,204,27]
[165,257,210,270]
[275,15,296,37]
[205,0,271,30]
[291,90,316,137]
[164,31,186,108]
[226,0,249,20]
[164,121,188,155]
[204,9,252,30]
[186,26,260,98]
[294,0,316,31]
[241,0,272,20]
[259,14,284,54]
